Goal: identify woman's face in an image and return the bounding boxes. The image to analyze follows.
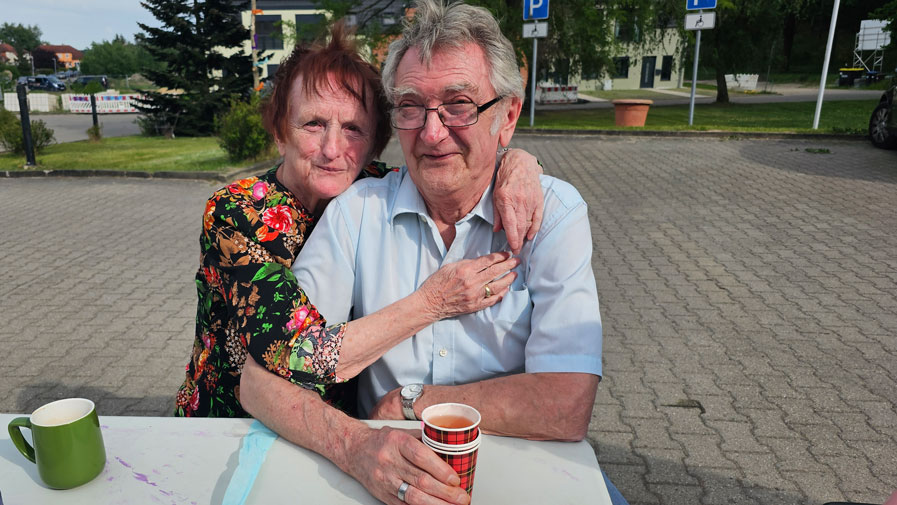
[275,74,377,214]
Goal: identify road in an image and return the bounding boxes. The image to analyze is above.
[1,135,895,505]
[34,113,142,143]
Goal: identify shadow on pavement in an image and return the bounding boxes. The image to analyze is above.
[15,383,173,417]
[735,141,897,184]
[592,440,809,505]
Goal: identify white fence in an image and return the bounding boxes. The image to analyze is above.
[1,92,143,113]
[2,93,60,112]
[535,84,579,104]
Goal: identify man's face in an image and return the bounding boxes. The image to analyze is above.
[393,43,521,204]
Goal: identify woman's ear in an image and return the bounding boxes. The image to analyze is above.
[274,134,287,156]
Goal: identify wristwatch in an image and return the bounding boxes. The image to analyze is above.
[400,383,424,420]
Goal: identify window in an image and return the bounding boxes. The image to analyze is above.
[295,14,325,42]
[614,18,640,43]
[661,55,673,81]
[266,64,280,80]
[613,57,630,79]
[256,15,283,50]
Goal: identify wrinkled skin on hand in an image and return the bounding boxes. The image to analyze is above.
[417,251,520,320]
[346,426,470,505]
[492,148,544,255]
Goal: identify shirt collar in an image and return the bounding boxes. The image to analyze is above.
[390,166,495,227]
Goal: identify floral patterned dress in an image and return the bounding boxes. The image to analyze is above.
[175,162,390,418]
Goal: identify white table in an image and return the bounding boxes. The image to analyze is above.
[0,415,611,504]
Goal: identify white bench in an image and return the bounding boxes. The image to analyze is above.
[724,74,759,91]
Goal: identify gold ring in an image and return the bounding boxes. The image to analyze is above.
[484,284,493,298]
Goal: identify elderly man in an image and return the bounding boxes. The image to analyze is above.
[241,1,623,504]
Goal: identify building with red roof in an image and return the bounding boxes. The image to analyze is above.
[0,43,17,64]
[34,44,84,70]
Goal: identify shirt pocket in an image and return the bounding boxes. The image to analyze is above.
[479,285,533,373]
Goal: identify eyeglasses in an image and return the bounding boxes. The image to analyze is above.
[390,97,504,130]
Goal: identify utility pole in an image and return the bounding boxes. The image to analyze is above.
[251,0,260,91]
[813,0,841,129]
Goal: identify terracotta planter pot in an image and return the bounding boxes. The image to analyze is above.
[611,99,653,127]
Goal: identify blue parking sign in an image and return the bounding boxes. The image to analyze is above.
[686,0,716,9]
[523,0,549,20]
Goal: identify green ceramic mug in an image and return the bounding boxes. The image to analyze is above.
[7,398,106,489]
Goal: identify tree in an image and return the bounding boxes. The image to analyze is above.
[81,35,155,76]
[0,22,43,75]
[700,0,783,103]
[137,0,254,137]
[872,0,897,52]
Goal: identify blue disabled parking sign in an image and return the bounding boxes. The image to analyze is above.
[686,0,716,9]
[523,0,549,20]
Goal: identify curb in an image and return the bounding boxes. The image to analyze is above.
[514,129,868,141]
[1,158,281,182]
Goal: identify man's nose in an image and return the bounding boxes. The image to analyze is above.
[419,108,449,144]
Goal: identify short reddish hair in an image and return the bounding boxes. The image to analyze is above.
[261,22,392,160]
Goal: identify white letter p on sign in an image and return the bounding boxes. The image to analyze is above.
[529,0,543,18]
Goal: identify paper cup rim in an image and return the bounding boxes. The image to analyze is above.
[426,439,480,456]
[423,433,481,451]
[420,402,481,432]
[31,398,95,427]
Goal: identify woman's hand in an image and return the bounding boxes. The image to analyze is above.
[418,251,521,320]
[493,148,544,255]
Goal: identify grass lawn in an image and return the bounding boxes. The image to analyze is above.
[519,99,877,133]
[0,136,266,172]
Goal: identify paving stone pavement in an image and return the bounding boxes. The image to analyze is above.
[1,135,895,505]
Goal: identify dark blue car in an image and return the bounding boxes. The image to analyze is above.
[869,80,897,149]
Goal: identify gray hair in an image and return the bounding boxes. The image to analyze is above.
[381,0,525,104]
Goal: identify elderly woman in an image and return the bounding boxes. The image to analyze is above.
[175,23,543,418]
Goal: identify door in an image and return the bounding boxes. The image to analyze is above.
[640,56,657,88]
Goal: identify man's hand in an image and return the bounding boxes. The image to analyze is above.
[346,426,470,505]
[493,148,544,254]
[368,386,404,420]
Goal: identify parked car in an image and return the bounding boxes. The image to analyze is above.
[16,75,66,91]
[75,75,109,89]
[868,79,897,149]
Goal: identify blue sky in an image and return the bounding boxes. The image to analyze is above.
[4,0,159,49]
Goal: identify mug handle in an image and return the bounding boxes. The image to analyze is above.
[8,417,36,463]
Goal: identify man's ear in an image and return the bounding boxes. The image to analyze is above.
[498,96,523,148]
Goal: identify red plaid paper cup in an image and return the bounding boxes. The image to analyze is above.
[421,403,480,445]
[427,439,480,498]
[423,432,481,453]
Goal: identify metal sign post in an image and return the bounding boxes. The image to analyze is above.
[15,83,36,166]
[685,0,715,126]
[523,0,549,128]
[523,22,547,128]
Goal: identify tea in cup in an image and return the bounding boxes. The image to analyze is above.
[421,403,481,445]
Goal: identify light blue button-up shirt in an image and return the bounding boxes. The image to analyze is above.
[293,167,603,417]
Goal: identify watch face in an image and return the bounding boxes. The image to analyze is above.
[401,383,423,399]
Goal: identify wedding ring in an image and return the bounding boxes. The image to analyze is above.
[484,284,493,298]
[397,481,410,502]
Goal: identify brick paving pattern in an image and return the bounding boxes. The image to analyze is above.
[1,135,895,505]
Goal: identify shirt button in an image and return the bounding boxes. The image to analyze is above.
[438,348,448,357]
